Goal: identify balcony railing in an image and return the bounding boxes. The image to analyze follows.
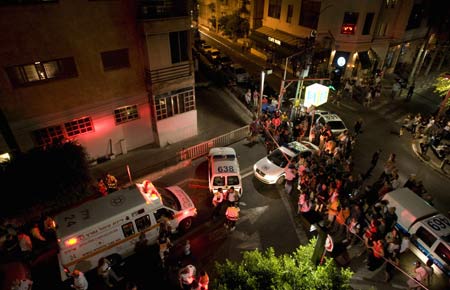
[145,62,192,85]
[137,0,189,20]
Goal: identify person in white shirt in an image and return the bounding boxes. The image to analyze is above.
[179,264,196,290]
[71,270,88,290]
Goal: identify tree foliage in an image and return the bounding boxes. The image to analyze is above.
[213,238,353,290]
[0,140,93,220]
[219,12,249,39]
[434,74,450,96]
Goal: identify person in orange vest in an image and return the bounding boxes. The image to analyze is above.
[224,202,240,231]
[97,178,108,196]
[198,270,209,290]
[105,173,118,193]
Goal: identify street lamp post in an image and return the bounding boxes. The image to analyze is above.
[259,69,272,117]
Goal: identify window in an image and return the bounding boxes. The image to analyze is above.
[114,105,139,124]
[286,4,293,23]
[154,208,175,221]
[406,3,424,30]
[362,13,374,35]
[299,0,321,29]
[169,31,189,64]
[135,215,152,232]
[32,116,94,146]
[341,12,358,35]
[435,243,450,265]
[101,48,130,71]
[213,176,225,186]
[0,0,58,5]
[227,176,240,186]
[384,0,398,8]
[64,117,94,137]
[268,0,281,19]
[5,57,77,88]
[122,222,135,237]
[415,226,437,248]
[32,125,65,147]
[155,87,195,120]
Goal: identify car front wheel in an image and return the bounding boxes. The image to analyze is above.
[179,218,193,232]
[276,176,285,185]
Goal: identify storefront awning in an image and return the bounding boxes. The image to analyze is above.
[358,51,372,69]
[255,26,303,47]
[249,30,300,57]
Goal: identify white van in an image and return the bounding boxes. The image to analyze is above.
[207,147,243,197]
[382,187,450,277]
[54,180,197,281]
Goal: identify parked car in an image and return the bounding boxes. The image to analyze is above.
[216,54,233,68]
[253,141,319,184]
[200,44,212,54]
[227,64,250,84]
[313,110,348,136]
[207,48,221,61]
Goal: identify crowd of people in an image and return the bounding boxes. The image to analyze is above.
[247,99,439,288]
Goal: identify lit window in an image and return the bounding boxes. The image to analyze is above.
[5,57,78,88]
[64,117,94,137]
[114,105,139,124]
[155,87,195,120]
[341,12,358,35]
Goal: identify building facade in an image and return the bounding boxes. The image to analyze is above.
[0,0,197,161]
[200,0,444,83]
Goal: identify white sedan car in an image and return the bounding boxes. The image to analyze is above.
[253,141,319,184]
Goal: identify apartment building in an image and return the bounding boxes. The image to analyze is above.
[198,0,443,82]
[0,0,196,161]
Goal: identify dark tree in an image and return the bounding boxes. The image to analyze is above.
[0,140,93,220]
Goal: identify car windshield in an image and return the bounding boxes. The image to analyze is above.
[327,121,346,130]
[267,148,289,167]
[158,187,181,211]
[212,154,235,161]
[213,176,225,186]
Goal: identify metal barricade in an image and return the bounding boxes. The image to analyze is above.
[178,125,249,161]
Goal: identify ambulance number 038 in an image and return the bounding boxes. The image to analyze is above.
[427,216,450,231]
[218,166,234,173]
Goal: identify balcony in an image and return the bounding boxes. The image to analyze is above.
[137,0,189,20]
[145,62,193,85]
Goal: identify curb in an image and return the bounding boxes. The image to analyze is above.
[411,142,450,180]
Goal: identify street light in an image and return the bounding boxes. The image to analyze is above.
[259,68,272,117]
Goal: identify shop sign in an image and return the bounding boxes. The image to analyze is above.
[268,36,281,46]
[304,83,329,107]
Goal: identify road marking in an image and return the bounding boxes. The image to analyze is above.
[338,102,359,111]
[234,231,261,250]
[242,169,253,178]
[238,205,269,225]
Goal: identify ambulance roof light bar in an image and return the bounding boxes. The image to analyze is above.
[137,180,161,204]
